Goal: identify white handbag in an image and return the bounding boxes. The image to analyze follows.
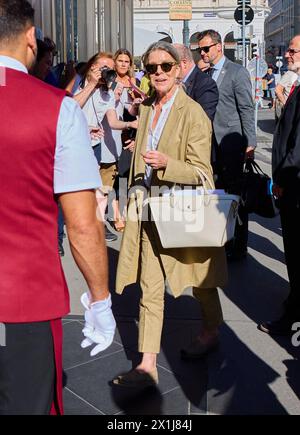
[144,168,240,249]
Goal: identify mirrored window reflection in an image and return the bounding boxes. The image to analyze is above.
[54,0,78,63]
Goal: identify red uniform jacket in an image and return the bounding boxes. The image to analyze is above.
[0,68,71,414]
[0,68,70,323]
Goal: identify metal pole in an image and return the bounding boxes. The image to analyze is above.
[242,0,246,68]
[183,20,190,47]
[254,47,260,134]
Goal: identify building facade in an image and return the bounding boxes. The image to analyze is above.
[29,0,134,63]
[265,0,300,64]
[134,0,270,60]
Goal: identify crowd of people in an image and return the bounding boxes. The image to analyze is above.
[0,0,299,415]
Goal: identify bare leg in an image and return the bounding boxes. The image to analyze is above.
[96,189,107,223]
[135,353,157,373]
[112,199,125,231]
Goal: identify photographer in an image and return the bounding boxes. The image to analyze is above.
[74,52,138,241]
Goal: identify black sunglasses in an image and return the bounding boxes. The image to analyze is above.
[199,43,218,54]
[145,62,177,75]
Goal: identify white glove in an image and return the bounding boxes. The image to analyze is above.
[81,292,116,357]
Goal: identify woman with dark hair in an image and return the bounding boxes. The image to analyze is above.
[31,39,54,81]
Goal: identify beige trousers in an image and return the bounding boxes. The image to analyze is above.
[139,223,223,354]
[100,163,118,195]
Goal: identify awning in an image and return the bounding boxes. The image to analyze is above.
[134,27,170,56]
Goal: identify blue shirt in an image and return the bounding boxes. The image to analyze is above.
[0,56,101,194]
[212,56,226,83]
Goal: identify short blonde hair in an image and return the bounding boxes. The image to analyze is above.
[142,41,180,66]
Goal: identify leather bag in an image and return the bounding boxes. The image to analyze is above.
[144,168,240,249]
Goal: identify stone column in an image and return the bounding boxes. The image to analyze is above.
[104,0,119,53]
[77,0,97,61]
[120,0,134,53]
[104,0,133,54]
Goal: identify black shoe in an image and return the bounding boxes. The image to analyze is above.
[58,242,65,257]
[258,315,295,336]
[105,226,118,242]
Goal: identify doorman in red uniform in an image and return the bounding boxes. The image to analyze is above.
[0,0,115,415]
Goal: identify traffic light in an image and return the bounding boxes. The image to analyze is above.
[251,43,258,58]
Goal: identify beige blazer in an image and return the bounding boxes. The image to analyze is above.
[116,88,228,298]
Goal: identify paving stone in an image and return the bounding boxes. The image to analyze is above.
[65,352,179,415]
[63,388,103,415]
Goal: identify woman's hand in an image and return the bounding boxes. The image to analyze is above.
[124,140,136,153]
[273,184,284,199]
[245,146,255,161]
[114,84,124,101]
[89,66,102,88]
[142,151,169,170]
[128,98,143,116]
[132,97,144,107]
[89,126,104,140]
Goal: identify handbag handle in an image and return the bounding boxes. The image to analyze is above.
[245,159,268,177]
[194,167,215,191]
[171,166,214,196]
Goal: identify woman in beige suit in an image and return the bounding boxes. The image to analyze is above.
[113,42,227,388]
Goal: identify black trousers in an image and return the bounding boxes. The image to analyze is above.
[0,321,55,415]
[280,196,300,320]
[214,135,249,253]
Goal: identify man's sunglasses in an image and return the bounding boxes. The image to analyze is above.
[199,43,218,54]
[145,62,177,75]
[286,48,300,55]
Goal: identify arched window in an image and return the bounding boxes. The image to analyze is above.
[224,31,237,63]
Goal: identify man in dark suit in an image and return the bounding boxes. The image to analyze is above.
[174,43,219,121]
[259,36,300,336]
[198,30,256,260]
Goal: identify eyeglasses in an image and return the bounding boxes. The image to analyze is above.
[286,48,300,56]
[199,43,218,54]
[145,62,177,75]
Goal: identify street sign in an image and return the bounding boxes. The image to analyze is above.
[237,38,251,46]
[237,0,251,4]
[276,60,283,68]
[233,24,253,39]
[234,6,254,25]
[169,0,192,21]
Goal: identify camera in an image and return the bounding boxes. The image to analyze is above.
[100,66,117,90]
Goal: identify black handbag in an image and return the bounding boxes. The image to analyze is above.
[242,159,279,218]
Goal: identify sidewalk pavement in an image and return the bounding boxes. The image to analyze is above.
[61,109,300,415]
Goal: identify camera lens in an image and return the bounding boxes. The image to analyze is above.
[100,67,117,89]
